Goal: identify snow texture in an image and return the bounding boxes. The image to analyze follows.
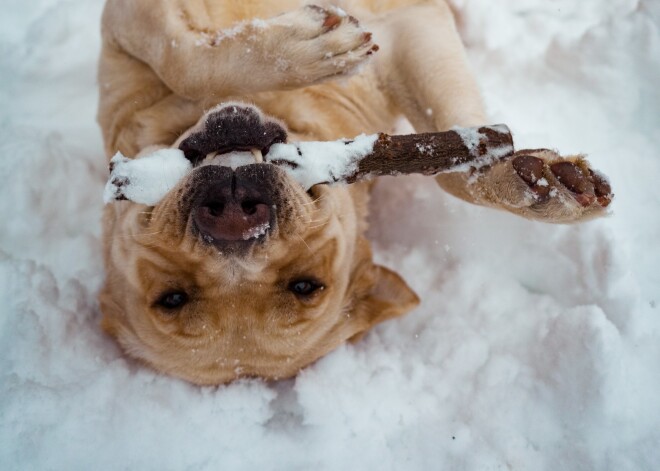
[104,149,191,205]
[243,222,271,240]
[266,133,378,189]
[1,0,660,470]
[451,124,514,172]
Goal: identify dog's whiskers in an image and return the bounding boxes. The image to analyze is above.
[307,220,331,231]
[301,194,328,206]
[307,215,331,225]
[296,234,313,254]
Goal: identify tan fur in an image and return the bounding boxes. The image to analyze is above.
[98,0,603,384]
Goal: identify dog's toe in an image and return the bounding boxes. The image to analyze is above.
[462,149,613,223]
[270,5,375,84]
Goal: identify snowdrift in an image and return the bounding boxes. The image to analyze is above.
[1,0,659,469]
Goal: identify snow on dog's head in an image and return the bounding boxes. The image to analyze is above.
[99,103,418,385]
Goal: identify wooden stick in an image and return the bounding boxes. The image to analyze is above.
[104,125,516,204]
[264,124,514,189]
[344,125,514,183]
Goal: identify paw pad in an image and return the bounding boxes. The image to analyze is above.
[512,155,550,201]
[550,161,590,194]
[512,151,613,209]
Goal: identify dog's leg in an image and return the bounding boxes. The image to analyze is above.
[369,1,486,132]
[370,1,611,223]
[101,0,377,101]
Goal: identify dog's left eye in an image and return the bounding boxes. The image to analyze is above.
[155,291,189,309]
[288,279,324,297]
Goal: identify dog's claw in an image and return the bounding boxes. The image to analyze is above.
[366,44,379,55]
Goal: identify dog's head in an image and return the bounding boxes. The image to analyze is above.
[100,103,419,385]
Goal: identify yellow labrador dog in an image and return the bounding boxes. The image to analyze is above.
[98,0,612,385]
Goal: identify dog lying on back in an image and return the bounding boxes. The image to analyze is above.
[98,0,611,385]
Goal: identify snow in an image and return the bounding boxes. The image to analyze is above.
[452,124,514,162]
[329,6,349,18]
[195,18,269,47]
[104,149,191,205]
[452,125,482,154]
[266,133,378,189]
[1,0,660,470]
[102,135,378,205]
[243,222,271,240]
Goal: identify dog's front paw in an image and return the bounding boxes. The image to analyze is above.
[267,5,378,86]
[462,149,613,223]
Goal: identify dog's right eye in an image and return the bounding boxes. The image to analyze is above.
[288,279,324,298]
[155,291,189,309]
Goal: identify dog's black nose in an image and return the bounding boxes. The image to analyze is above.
[194,179,272,243]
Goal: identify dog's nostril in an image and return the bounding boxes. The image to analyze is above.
[206,202,224,217]
[194,198,271,243]
[240,200,261,215]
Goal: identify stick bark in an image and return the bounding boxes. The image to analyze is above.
[344,125,514,184]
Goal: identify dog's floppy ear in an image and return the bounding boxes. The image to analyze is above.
[349,264,420,342]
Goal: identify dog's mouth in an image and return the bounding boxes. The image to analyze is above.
[177,103,288,167]
[172,103,316,252]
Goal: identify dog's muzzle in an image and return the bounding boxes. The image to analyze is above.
[173,103,305,251]
[183,164,293,251]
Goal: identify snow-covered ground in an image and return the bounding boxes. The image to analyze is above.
[1,0,659,469]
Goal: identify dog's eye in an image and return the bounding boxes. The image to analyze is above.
[155,291,189,309]
[288,279,324,297]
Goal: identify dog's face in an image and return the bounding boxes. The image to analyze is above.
[100,104,419,385]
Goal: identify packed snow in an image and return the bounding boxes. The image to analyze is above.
[1,0,659,470]
[266,133,378,189]
[103,149,191,205]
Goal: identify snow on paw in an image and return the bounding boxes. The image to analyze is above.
[465,149,613,223]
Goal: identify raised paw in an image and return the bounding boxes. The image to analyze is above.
[265,5,378,86]
[462,149,613,223]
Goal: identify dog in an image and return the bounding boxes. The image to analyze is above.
[97,0,612,385]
